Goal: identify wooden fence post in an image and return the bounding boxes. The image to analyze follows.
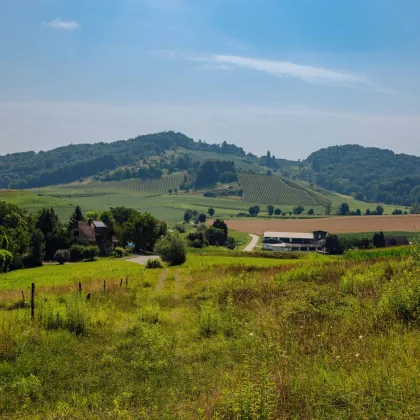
[120,279,123,288]
[22,290,25,303]
[126,276,128,288]
[103,280,106,293]
[79,282,82,294]
[31,283,35,320]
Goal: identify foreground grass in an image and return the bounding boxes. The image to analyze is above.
[1,253,419,418]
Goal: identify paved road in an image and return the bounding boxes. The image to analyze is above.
[127,255,160,265]
[243,234,259,252]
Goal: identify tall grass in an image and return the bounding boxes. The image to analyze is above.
[0,251,419,418]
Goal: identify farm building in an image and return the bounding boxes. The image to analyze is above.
[263,230,328,252]
[384,236,410,247]
[71,221,118,256]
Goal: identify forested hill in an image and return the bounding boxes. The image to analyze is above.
[0,132,247,189]
[306,145,420,205]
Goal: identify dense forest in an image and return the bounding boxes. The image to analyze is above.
[306,145,420,205]
[0,132,247,189]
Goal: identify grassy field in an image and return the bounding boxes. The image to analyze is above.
[1,251,420,418]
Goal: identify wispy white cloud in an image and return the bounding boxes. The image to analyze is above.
[42,18,80,31]
[172,52,392,92]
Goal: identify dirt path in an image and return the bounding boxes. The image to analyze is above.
[244,234,259,252]
[127,255,159,265]
[155,269,168,293]
[174,270,182,299]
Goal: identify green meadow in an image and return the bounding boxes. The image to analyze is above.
[1,249,419,418]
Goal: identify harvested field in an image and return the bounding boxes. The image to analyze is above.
[227,214,420,235]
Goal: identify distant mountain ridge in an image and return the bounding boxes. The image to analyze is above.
[1,134,419,206]
[307,144,420,205]
[0,132,248,189]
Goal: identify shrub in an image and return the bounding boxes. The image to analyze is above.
[187,231,206,248]
[146,258,164,269]
[154,231,187,266]
[54,249,70,265]
[83,245,100,261]
[0,249,13,273]
[70,245,85,261]
[173,223,185,234]
[226,237,236,250]
[114,247,125,258]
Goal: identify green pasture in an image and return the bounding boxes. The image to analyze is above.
[1,248,419,418]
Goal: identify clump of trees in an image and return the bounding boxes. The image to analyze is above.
[248,206,260,217]
[154,231,187,266]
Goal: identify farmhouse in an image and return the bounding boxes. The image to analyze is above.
[71,221,118,256]
[384,236,410,247]
[263,230,328,252]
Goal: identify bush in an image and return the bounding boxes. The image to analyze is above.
[0,249,13,273]
[70,245,85,261]
[83,245,100,261]
[225,237,236,250]
[187,231,206,248]
[54,249,70,265]
[173,223,186,234]
[154,231,187,266]
[146,258,164,269]
[114,247,125,258]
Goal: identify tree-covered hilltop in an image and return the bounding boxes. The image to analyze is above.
[306,145,420,205]
[0,132,247,189]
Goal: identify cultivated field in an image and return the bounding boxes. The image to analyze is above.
[239,174,331,206]
[227,214,420,235]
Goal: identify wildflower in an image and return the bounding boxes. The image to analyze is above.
[359,335,363,339]
[336,356,340,359]
[316,334,321,337]
[249,332,254,337]
[355,353,360,358]
[288,331,292,334]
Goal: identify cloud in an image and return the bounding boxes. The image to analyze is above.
[174,52,392,91]
[42,18,80,30]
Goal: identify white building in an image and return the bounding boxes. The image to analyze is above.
[263,231,327,252]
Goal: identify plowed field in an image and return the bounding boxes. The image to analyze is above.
[227,215,420,235]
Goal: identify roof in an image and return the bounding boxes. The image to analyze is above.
[385,236,410,245]
[92,221,106,228]
[264,232,314,239]
[77,221,96,242]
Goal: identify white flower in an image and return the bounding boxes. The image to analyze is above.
[336,356,340,359]
[359,335,363,339]
[249,332,254,336]
[355,353,360,358]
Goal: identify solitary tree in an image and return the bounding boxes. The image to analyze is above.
[376,205,384,215]
[249,206,260,217]
[293,206,304,215]
[308,208,314,215]
[337,203,350,216]
[267,205,274,216]
[274,208,282,216]
[184,211,192,223]
[68,206,84,230]
[198,213,207,223]
[208,207,215,217]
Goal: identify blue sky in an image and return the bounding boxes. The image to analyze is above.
[1,0,420,159]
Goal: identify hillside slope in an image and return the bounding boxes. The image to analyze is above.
[307,145,420,205]
[0,132,247,189]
